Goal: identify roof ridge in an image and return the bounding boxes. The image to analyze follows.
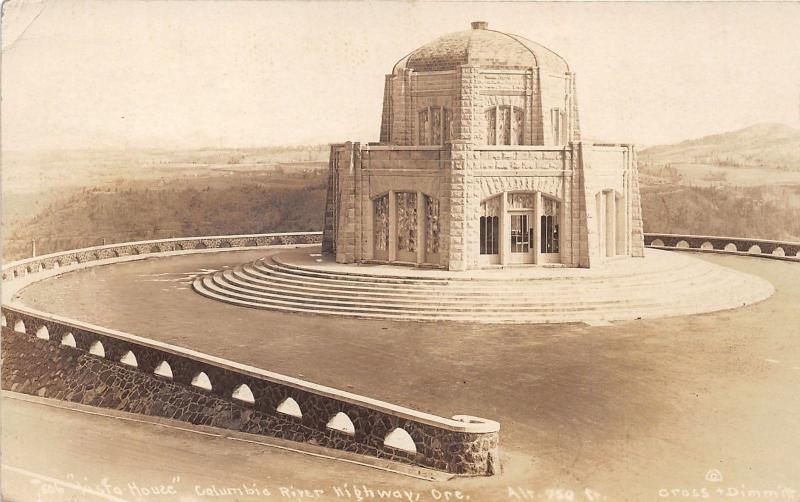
[466,28,475,65]
[504,32,570,73]
[484,28,539,69]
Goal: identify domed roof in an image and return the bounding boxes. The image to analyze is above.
[393,22,569,74]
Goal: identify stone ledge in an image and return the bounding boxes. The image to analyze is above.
[0,325,499,475]
[3,391,452,482]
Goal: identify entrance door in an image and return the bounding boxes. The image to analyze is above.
[509,211,535,264]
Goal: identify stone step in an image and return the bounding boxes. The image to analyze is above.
[248,259,714,292]
[271,254,684,283]
[266,256,708,285]
[193,277,769,323]
[203,276,636,314]
[200,272,755,315]
[224,266,724,305]
[214,271,658,310]
[240,262,719,297]
[190,250,775,323]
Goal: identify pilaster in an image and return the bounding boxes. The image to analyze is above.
[335,142,356,263]
[628,145,646,257]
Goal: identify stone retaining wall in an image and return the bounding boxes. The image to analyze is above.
[644,233,800,261]
[0,325,497,475]
[0,234,500,476]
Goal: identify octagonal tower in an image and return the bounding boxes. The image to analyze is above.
[323,22,644,270]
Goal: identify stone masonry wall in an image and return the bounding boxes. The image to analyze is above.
[0,307,499,476]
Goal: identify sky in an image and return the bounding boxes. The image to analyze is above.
[2,0,799,151]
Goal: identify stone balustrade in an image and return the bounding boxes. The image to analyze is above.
[0,232,499,476]
[644,233,800,261]
[2,232,323,282]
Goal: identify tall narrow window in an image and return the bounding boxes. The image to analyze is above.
[486,106,524,145]
[396,192,417,253]
[541,198,560,254]
[431,108,442,145]
[425,196,440,254]
[498,106,511,145]
[480,216,499,255]
[480,196,501,256]
[418,109,429,145]
[514,106,525,145]
[443,108,451,143]
[419,107,450,145]
[485,108,496,145]
[374,195,389,253]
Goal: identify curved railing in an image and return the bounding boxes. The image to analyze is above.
[2,232,323,282]
[644,233,800,262]
[1,232,499,476]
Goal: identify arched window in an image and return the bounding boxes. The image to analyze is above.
[486,106,524,145]
[13,320,26,334]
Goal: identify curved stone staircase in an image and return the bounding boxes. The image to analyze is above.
[191,251,774,323]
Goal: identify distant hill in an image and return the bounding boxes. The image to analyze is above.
[2,171,327,260]
[640,123,800,172]
[637,123,800,242]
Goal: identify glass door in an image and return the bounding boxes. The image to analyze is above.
[509,211,535,264]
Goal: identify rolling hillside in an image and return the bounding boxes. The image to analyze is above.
[638,123,800,242]
[4,125,800,262]
[640,123,800,172]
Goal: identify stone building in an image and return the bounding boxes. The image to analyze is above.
[322,22,644,270]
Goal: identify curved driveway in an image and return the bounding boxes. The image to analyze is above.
[9,250,800,501]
